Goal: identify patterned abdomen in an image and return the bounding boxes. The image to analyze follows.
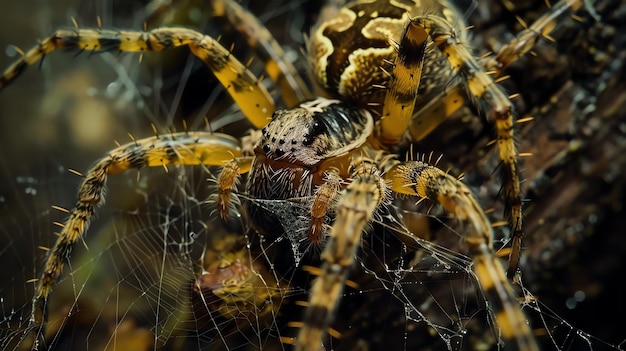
[310,0,465,113]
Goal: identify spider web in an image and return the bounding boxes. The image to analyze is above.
[0,0,625,350]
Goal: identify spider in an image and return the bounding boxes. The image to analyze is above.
[0,0,599,350]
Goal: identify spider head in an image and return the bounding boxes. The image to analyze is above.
[258,97,373,166]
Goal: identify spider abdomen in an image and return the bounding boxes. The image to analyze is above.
[310,0,464,111]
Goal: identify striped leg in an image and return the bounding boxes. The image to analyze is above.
[0,27,274,128]
[409,14,525,280]
[411,0,599,141]
[485,0,599,276]
[385,160,539,351]
[379,17,429,144]
[143,0,313,107]
[296,162,387,351]
[307,171,343,247]
[209,0,314,107]
[489,0,599,73]
[29,132,245,350]
[407,0,599,276]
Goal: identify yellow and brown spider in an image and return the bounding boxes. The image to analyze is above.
[0,0,602,350]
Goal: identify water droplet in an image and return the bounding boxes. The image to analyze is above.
[106,81,122,96]
[574,290,586,302]
[4,45,18,57]
[566,297,577,309]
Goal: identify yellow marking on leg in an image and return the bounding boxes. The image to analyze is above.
[473,244,538,351]
[217,159,240,221]
[385,160,538,350]
[411,15,525,276]
[387,161,493,244]
[409,86,466,141]
[380,19,429,144]
[211,0,313,106]
[30,132,242,345]
[297,166,385,351]
[0,28,275,128]
[106,131,244,174]
[482,3,599,258]
[308,171,342,246]
[492,0,591,71]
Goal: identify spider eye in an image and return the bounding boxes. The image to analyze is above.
[312,121,324,134]
[302,121,325,147]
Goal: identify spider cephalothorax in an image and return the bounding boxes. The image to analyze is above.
[250,99,372,197]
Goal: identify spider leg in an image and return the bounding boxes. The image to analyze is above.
[216,129,261,221]
[379,13,526,282]
[143,0,313,106]
[405,0,599,276]
[411,0,598,141]
[385,160,539,351]
[216,159,242,221]
[307,171,342,247]
[0,27,274,128]
[296,161,387,351]
[489,0,598,73]
[29,131,245,350]
[379,18,429,144]
[403,14,526,283]
[209,0,314,106]
[485,0,598,276]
